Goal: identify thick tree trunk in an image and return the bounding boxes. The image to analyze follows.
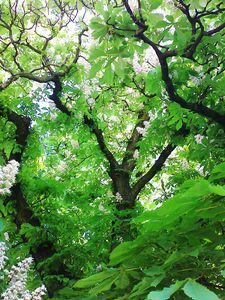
[108,168,137,248]
[2,109,72,297]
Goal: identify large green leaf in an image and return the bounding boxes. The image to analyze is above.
[74,270,117,288]
[182,280,220,300]
[90,276,117,294]
[109,241,136,266]
[148,280,185,300]
[0,219,4,232]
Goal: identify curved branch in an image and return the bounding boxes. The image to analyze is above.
[131,143,176,199]
[84,115,118,169]
[131,126,190,199]
[121,2,225,129]
[122,110,149,171]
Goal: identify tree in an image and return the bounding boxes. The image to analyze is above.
[0,0,224,299]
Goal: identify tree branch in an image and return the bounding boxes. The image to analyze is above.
[84,115,118,170]
[49,75,72,116]
[158,55,225,129]
[122,110,149,172]
[121,2,225,129]
[131,143,176,199]
[131,126,190,199]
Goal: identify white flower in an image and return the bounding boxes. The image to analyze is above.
[87,97,95,108]
[4,232,9,241]
[132,48,159,74]
[195,134,204,144]
[71,140,79,148]
[133,149,139,159]
[1,250,46,300]
[109,115,119,122]
[116,133,123,139]
[64,150,71,157]
[115,192,123,202]
[0,160,19,195]
[136,120,150,136]
[143,121,150,129]
[98,204,106,212]
[31,285,47,300]
[58,161,67,172]
[50,113,57,120]
[0,242,8,271]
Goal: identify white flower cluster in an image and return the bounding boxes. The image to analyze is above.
[136,121,150,136]
[2,257,34,300]
[71,140,79,148]
[0,242,8,270]
[132,48,159,74]
[80,78,98,109]
[0,242,46,300]
[26,285,47,300]
[133,149,139,159]
[195,134,204,144]
[58,161,67,172]
[115,192,123,202]
[129,0,138,10]
[87,97,95,108]
[0,160,20,195]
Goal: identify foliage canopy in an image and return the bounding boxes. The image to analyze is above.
[0,0,224,299]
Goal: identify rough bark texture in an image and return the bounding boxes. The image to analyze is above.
[1,107,71,297]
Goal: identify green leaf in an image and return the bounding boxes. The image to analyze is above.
[4,140,14,159]
[210,185,225,196]
[110,241,135,266]
[144,266,165,276]
[90,276,117,294]
[102,64,114,85]
[74,270,117,288]
[148,280,185,300]
[0,219,4,232]
[156,21,170,28]
[148,14,164,26]
[89,48,105,61]
[182,280,220,300]
[176,119,182,130]
[92,26,108,39]
[113,59,125,78]
[166,15,174,23]
[164,251,184,266]
[149,0,163,10]
[89,61,104,78]
[115,272,130,289]
[187,180,210,198]
[210,163,225,181]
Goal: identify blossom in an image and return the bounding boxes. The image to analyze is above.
[136,120,150,136]
[50,113,57,120]
[0,242,8,271]
[115,192,123,202]
[0,160,19,195]
[80,78,99,100]
[195,134,204,144]
[64,150,71,157]
[0,243,46,300]
[71,140,79,148]
[31,285,47,300]
[58,161,67,172]
[132,48,159,74]
[133,149,139,159]
[4,232,9,241]
[98,204,106,212]
[87,97,95,108]
[109,115,119,122]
